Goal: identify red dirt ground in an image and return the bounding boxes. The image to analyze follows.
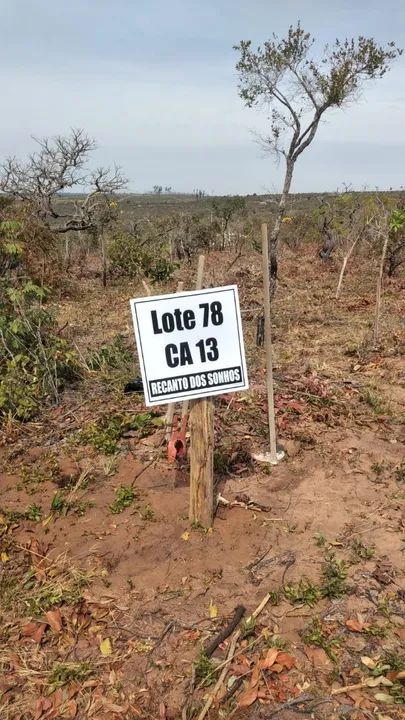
[1,245,404,719]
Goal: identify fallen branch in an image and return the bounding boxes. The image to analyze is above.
[217,493,270,513]
[219,676,244,704]
[265,694,333,718]
[331,682,366,695]
[195,592,272,720]
[204,605,246,658]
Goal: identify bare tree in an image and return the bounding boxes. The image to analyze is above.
[234,24,401,296]
[0,129,127,236]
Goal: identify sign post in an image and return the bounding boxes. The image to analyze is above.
[130,283,248,526]
[189,395,214,526]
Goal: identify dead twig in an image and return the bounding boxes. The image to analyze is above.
[265,694,333,718]
[204,605,246,658]
[247,545,272,571]
[195,591,272,720]
[129,438,166,487]
[196,632,239,720]
[150,620,176,654]
[219,675,244,704]
[217,494,270,513]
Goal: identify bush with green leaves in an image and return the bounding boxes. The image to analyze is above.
[386,208,405,276]
[0,225,81,421]
[108,228,176,283]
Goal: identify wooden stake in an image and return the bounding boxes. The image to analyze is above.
[261,223,279,464]
[373,232,389,346]
[189,254,214,528]
[195,253,206,290]
[189,396,214,527]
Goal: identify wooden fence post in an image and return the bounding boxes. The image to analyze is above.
[189,396,214,527]
[189,254,214,527]
[253,223,283,465]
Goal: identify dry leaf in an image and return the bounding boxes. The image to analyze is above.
[345,618,367,633]
[181,531,190,541]
[250,662,261,688]
[21,622,39,637]
[63,699,77,719]
[366,677,393,688]
[45,608,63,632]
[237,686,258,707]
[52,688,64,709]
[34,697,53,720]
[276,652,296,670]
[304,645,332,669]
[261,647,279,670]
[67,683,81,700]
[209,600,218,619]
[361,656,376,669]
[101,701,128,713]
[374,693,395,704]
[100,637,112,656]
[31,623,47,644]
[1,551,9,562]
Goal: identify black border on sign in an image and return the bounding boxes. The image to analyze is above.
[131,286,247,406]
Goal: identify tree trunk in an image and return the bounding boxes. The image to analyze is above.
[335,236,360,299]
[269,158,294,298]
[64,235,70,266]
[319,230,338,260]
[101,231,107,287]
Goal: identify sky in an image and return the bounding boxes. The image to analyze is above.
[0,0,404,194]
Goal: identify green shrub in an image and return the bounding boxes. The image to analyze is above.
[108,230,176,283]
[0,230,81,421]
[76,412,156,454]
[87,334,133,371]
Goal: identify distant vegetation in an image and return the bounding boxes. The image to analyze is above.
[0,14,404,426]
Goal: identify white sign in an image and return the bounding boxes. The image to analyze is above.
[130,285,249,406]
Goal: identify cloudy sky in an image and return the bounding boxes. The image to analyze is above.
[1,0,404,193]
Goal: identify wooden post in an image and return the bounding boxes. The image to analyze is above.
[261,223,279,464]
[189,397,214,527]
[373,232,389,346]
[189,254,214,527]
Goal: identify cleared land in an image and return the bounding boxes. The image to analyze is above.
[1,195,404,719]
